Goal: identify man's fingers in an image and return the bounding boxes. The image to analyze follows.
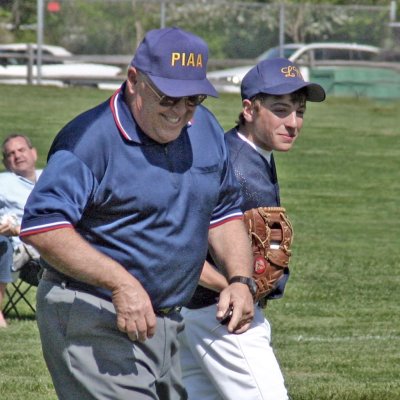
[217,283,255,333]
[219,307,233,325]
[145,312,157,339]
[116,314,128,333]
[127,330,139,341]
[117,317,146,342]
[112,279,157,342]
[116,311,157,342]
[232,320,253,334]
[0,222,12,235]
[216,293,231,320]
[228,313,254,333]
[134,316,154,342]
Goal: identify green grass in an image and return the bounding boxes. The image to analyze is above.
[1,84,400,399]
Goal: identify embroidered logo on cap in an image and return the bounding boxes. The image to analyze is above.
[281,65,303,79]
[171,52,203,67]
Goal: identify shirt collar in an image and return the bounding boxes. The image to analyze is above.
[109,82,147,144]
[237,131,272,164]
[11,171,40,185]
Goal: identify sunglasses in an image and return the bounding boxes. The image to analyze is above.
[144,79,207,107]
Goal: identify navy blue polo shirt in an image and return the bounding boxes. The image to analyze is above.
[21,84,243,308]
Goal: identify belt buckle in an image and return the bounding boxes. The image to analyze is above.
[157,306,181,315]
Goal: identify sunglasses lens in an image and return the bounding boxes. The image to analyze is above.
[186,95,207,106]
[158,94,207,107]
[144,77,206,107]
[159,97,180,107]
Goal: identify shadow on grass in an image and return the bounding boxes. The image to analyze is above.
[5,313,36,322]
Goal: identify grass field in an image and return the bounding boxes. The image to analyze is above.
[1,84,399,399]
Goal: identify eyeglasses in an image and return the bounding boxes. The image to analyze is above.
[144,79,207,107]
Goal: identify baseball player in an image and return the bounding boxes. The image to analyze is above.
[20,28,255,400]
[179,58,326,400]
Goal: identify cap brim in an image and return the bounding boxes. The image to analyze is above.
[303,83,326,102]
[148,75,218,98]
[258,82,326,102]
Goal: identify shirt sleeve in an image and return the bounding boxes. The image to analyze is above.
[20,150,98,237]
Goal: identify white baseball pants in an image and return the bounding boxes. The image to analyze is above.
[179,304,288,400]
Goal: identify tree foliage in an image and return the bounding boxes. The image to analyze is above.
[0,0,396,55]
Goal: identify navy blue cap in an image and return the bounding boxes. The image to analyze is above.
[241,58,326,102]
[131,27,218,98]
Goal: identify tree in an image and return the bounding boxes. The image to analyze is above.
[0,0,36,42]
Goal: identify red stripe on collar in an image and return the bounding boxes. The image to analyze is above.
[109,88,132,141]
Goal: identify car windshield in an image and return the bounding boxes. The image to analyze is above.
[0,49,63,66]
[257,45,301,61]
[0,50,27,66]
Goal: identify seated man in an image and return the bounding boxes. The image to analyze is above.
[0,134,42,327]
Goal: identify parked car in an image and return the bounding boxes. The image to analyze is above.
[255,43,304,62]
[207,42,380,93]
[0,43,123,88]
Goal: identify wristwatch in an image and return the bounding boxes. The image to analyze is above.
[229,275,257,297]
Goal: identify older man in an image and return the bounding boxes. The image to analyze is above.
[0,134,42,327]
[20,27,254,399]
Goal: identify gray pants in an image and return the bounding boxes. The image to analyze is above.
[36,279,187,400]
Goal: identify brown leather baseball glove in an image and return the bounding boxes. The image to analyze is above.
[243,207,294,303]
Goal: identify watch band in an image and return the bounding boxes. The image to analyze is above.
[229,275,257,296]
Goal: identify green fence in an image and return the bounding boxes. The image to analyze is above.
[311,66,400,100]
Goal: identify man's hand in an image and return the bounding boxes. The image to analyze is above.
[111,279,157,342]
[22,228,157,342]
[216,282,254,334]
[0,221,20,237]
[208,219,255,334]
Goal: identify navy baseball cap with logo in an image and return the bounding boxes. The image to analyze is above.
[241,58,326,102]
[131,27,218,98]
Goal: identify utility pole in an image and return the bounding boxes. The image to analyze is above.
[37,0,44,84]
[279,2,285,57]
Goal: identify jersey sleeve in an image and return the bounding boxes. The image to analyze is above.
[20,150,98,237]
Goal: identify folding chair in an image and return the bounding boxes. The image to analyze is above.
[3,259,41,319]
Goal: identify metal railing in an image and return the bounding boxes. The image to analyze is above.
[0,45,255,86]
[1,45,399,88]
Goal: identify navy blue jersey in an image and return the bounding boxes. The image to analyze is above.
[21,84,243,309]
[224,128,280,210]
[187,127,289,309]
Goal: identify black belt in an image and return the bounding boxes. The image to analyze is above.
[42,268,101,295]
[41,269,181,316]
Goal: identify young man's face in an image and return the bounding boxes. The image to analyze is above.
[2,136,37,178]
[244,93,306,152]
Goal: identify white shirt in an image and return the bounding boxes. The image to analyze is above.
[0,170,42,247]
